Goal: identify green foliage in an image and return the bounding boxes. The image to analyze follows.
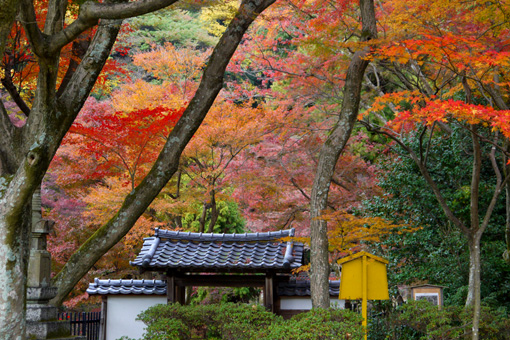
[398,300,510,340]
[364,126,510,310]
[137,303,276,340]
[125,9,217,51]
[137,303,364,340]
[369,300,510,340]
[182,200,245,234]
[261,308,365,340]
[190,286,260,305]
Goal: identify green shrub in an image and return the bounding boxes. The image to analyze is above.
[137,303,364,340]
[137,303,278,340]
[261,308,364,340]
[368,300,510,340]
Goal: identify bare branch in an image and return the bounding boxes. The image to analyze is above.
[478,133,506,236]
[1,72,31,116]
[44,0,68,35]
[470,129,482,233]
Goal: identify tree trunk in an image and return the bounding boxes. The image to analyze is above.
[199,203,208,233]
[466,234,482,340]
[0,203,31,340]
[0,0,18,59]
[309,0,377,308]
[207,189,218,233]
[504,141,510,265]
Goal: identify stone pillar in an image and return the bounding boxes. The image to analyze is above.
[26,188,84,340]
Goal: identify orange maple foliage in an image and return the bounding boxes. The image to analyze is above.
[132,43,210,101]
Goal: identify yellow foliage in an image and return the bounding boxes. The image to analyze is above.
[198,0,239,37]
[282,211,419,259]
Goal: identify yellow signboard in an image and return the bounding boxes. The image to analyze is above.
[338,251,389,300]
[338,251,389,340]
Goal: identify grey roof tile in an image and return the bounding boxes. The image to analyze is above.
[86,278,167,295]
[131,228,303,272]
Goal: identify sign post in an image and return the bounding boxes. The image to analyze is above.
[338,251,389,340]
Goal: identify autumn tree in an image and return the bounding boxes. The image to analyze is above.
[232,0,378,307]
[357,1,510,337]
[0,0,276,337]
[230,131,381,232]
[45,97,180,304]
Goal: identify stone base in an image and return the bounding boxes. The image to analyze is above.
[27,286,58,305]
[26,319,70,339]
[27,304,57,322]
[26,296,86,340]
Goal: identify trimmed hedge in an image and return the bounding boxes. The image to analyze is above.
[135,303,364,340]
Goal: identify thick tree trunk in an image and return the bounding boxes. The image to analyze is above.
[50,0,276,306]
[0,203,31,340]
[309,0,377,308]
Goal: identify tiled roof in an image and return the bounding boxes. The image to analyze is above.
[277,279,340,297]
[130,228,303,272]
[87,277,340,297]
[86,278,166,295]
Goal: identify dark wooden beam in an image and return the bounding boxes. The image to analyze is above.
[264,274,275,312]
[176,285,185,305]
[166,274,176,304]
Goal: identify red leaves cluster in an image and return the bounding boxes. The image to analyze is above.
[64,98,183,188]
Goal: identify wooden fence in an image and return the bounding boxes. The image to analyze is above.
[58,312,101,340]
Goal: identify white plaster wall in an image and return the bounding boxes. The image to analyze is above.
[279,297,345,310]
[106,295,166,340]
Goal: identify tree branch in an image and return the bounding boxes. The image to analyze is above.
[0,99,19,174]
[362,120,470,235]
[57,18,122,113]
[1,58,31,116]
[19,0,46,57]
[48,0,179,53]
[56,34,91,97]
[470,129,482,233]
[44,0,68,35]
[478,133,507,237]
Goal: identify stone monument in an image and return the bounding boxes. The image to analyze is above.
[26,188,85,340]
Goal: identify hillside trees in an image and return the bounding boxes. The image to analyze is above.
[0,0,276,337]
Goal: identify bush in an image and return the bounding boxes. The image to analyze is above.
[137,303,364,340]
[369,300,510,340]
[261,308,364,340]
[137,303,277,340]
[399,300,510,340]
